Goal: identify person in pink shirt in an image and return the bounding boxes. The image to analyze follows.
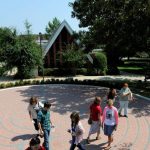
[102,99,118,150]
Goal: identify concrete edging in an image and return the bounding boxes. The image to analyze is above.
[134,93,150,101]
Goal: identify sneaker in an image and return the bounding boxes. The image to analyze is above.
[124,115,128,118]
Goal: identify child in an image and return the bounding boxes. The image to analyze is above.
[69,112,85,150]
[28,97,43,132]
[102,99,118,150]
[25,136,45,150]
[37,102,52,150]
[68,112,78,147]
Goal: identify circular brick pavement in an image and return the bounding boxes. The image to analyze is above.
[0,84,149,150]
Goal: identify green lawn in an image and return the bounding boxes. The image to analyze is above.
[118,66,143,70]
[118,66,145,75]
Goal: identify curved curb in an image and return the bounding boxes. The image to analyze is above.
[134,94,150,101]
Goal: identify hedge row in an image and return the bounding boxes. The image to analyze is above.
[0,78,143,90]
[39,68,106,76]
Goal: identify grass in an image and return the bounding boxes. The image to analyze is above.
[118,66,145,75]
[118,66,143,70]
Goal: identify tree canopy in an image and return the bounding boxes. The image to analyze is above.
[70,0,150,72]
[0,21,41,79]
[45,17,61,38]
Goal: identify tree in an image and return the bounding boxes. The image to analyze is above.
[0,22,42,79]
[12,35,41,79]
[45,17,61,38]
[70,0,150,74]
[24,20,32,35]
[62,44,85,75]
[0,27,17,66]
[93,52,107,75]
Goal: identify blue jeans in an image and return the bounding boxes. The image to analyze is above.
[70,142,85,150]
[43,129,50,150]
[70,130,85,150]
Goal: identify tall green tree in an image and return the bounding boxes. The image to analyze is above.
[70,0,150,74]
[0,22,42,79]
[0,27,17,64]
[45,17,61,38]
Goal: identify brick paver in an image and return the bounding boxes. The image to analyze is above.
[0,84,149,150]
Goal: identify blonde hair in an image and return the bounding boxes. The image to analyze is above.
[107,99,113,106]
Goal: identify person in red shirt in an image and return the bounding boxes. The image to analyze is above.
[87,97,102,144]
[25,137,45,150]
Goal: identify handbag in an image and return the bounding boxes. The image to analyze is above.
[88,117,92,125]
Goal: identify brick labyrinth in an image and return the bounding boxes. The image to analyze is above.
[0,84,149,150]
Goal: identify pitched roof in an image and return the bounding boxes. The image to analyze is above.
[44,20,74,56]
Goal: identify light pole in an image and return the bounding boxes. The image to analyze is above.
[39,32,44,81]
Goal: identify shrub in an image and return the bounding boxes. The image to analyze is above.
[23,80,31,85]
[93,52,107,75]
[76,68,87,75]
[62,44,85,75]
[43,68,54,76]
[0,83,6,88]
[15,81,20,86]
[6,82,14,88]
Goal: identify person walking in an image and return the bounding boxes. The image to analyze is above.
[68,112,78,149]
[102,99,118,150]
[69,112,85,150]
[118,83,133,117]
[87,97,102,144]
[28,97,43,132]
[37,102,52,150]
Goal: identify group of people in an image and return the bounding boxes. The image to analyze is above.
[25,82,133,150]
[26,97,52,150]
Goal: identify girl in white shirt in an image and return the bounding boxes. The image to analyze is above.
[69,112,85,150]
[28,97,43,131]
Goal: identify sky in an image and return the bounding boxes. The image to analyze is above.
[0,0,83,34]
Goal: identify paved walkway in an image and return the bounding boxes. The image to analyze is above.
[0,84,149,150]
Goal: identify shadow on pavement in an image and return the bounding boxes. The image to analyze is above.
[17,84,107,119]
[11,134,37,141]
[16,84,150,118]
[85,142,108,150]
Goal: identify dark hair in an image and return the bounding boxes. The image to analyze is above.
[30,97,38,105]
[73,113,80,125]
[70,112,77,119]
[30,137,40,146]
[107,88,116,99]
[70,112,78,128]
[44,102,51,108]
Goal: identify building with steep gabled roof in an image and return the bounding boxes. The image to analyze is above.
[43,20,75,68]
